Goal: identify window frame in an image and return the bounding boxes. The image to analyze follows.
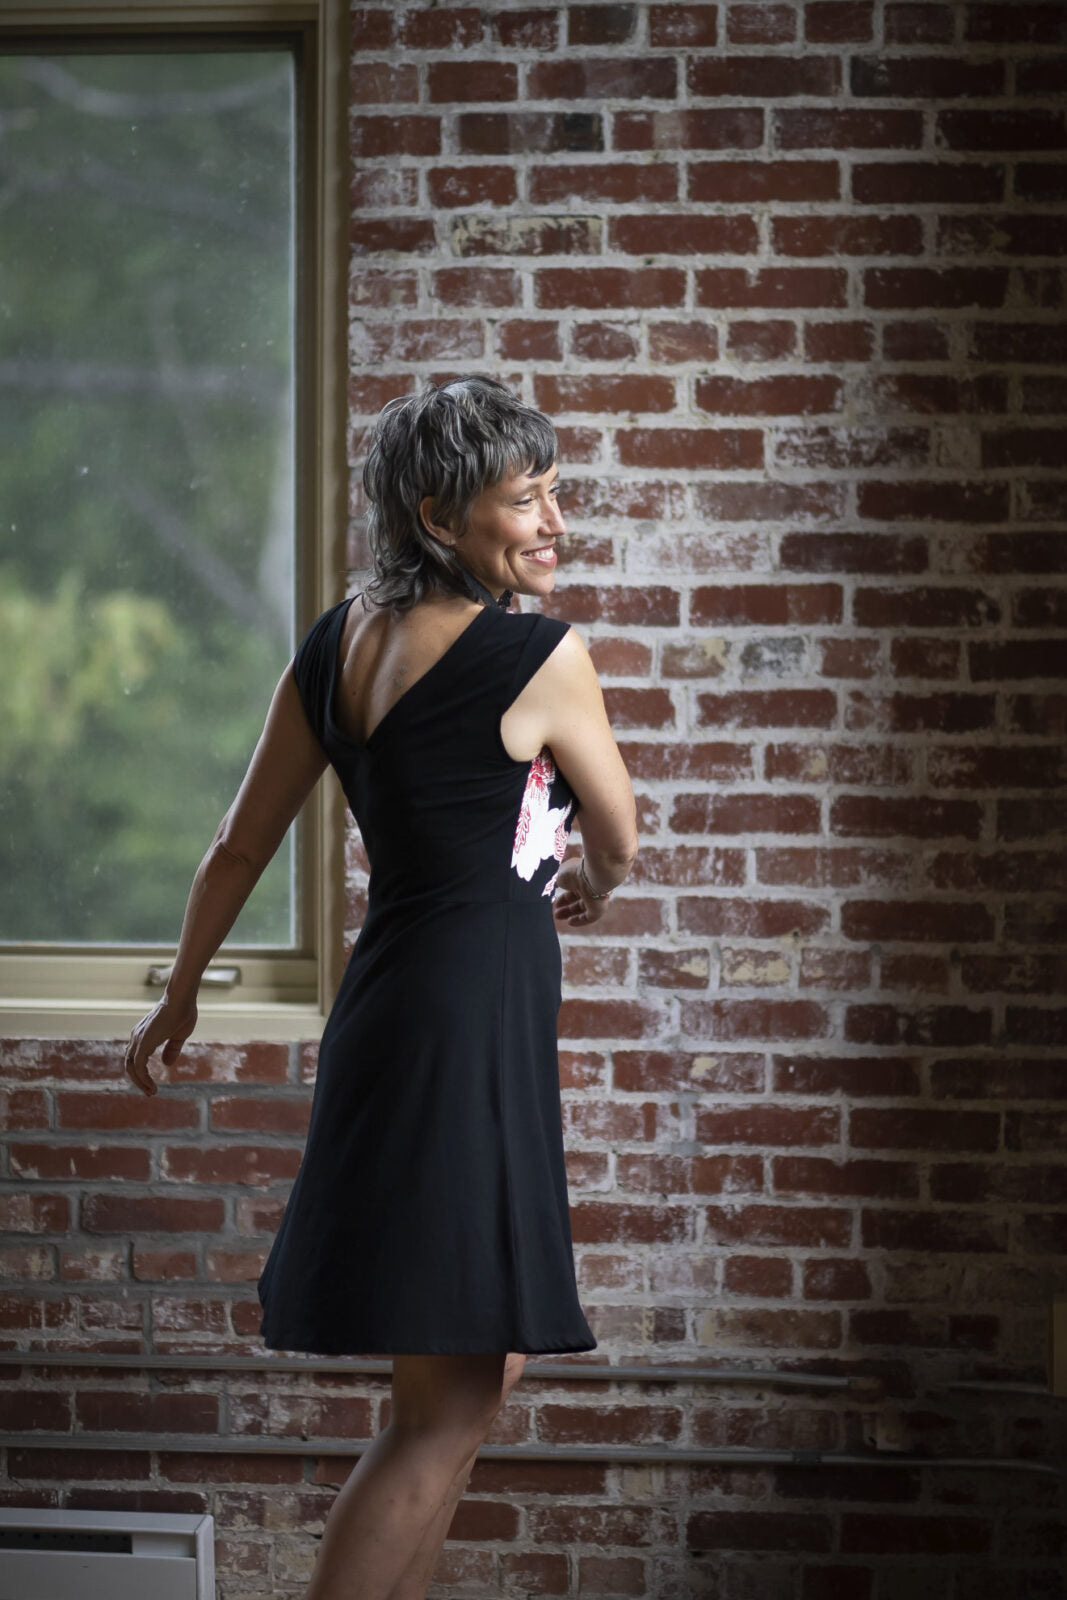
[0,0,348,1039]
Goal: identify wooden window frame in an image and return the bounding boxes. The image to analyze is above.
[0,0,348,1039]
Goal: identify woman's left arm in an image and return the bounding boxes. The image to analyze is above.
[124,666,328,1096]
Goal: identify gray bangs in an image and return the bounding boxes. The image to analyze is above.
[362,377,558,612]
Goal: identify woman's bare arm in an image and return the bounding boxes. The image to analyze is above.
[124,667,328,1095]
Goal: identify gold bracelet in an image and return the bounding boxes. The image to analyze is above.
[578,858,611,901]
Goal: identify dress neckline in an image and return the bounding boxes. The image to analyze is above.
[325,598,495,752]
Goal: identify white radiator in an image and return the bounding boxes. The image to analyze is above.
[0,1508,215,1600]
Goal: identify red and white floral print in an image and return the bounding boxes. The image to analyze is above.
[511,748,572,895]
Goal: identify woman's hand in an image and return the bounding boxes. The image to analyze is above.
[123,995,198,1098]
[553,857,613,930]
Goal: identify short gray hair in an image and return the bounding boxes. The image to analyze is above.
[361,377,558,611]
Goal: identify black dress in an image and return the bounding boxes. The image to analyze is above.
[257,597,595,1355]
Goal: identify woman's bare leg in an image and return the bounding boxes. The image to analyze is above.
[383,1353,526,1600]
[302,1352,523,1600]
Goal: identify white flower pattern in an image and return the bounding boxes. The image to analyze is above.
[511,749,572,896]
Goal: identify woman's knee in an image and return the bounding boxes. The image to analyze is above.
[390,1352,523,1445]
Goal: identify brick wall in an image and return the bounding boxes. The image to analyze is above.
[3,2,1067,1595]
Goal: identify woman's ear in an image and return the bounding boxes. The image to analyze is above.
[418,496,454,547]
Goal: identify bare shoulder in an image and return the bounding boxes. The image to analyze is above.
[535,622,603,702]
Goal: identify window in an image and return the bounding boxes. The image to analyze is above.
[0,0,347,1037]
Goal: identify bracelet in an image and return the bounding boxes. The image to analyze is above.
[578,858,611,901]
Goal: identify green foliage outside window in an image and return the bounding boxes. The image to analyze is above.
[0,48,297,945]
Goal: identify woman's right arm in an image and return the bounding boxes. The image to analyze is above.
[505,628,638,927]
[124,666,328,1095]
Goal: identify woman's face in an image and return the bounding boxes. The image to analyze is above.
[426,463,565,600]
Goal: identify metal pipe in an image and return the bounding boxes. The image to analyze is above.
[0,1431,1060,1477]
[0,1351,868,1391]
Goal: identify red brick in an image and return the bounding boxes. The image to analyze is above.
[350,63,418,105]
[650,4,719,46]
[689,57,839,97]
[800,949,872,990]
[349,168,417,209]
[696,374,841,416]
[535,375,675,415]
[775,215,922,257]
[938,110,1067,152]
[529,58,676,100]
[572,322,638,361]
[0,1089,49,1128]
[832,795,982,841]
[805,320,875,361]
[427,167,516,209]
[458,112,603,156]
[1018,56,1067,93]
[530,162,676,204]
[690,160,839,203]
[723,1255,793,1297]
[706,1205,851,1249]
[858,481,1008,523]
[777,109,923,149]
[452,214,600,258]
[806,2,874,41]
[76,1390,219,1434]
[10,1144,151,1182]
[614,1050,763,1094]
[672,792,822,834]
[616,427,761,470]
[782,531,927,573]
[571,1202,690,1245]
[803,1258,872,1300]
[846,1004,992,1047]
[966,5,1067,43]
[683,998,829,1042]
[0,1193,70,1233]
[489,9,559,48]
[698,1106,839,1147]
[774,1155,918,1199]
[350,8,394,49]
[865,268,1008,310]
[765,738,911,782]
[885,3,954,42]
[679,897,829,939]
[853,161,1004,205]
[610,214,758,255]
[851,1107,999,1154]
[819,638,880,678]
[83,1195,224,1233]
[841,1513,991,1555]
[698,266,848,308]
[499,1551,570,1594]
[974,322,1067,363]
[728,3,796,41]
[727,319,797,361]
[852,55,1003,97]
[397,8,482,47]
[696,690,837,729]
[1016,162,1067,201]
[541,268,687,315]
[615,108,764,152]
[427,62,516,104]
[576,1555,648,1596]
[971,639,1066,679]
[494,320,560,362]
[714,1307,842,1350]
[55,1091,198,1131]
[350,116,440,159]
[692,582,842,625]
[539,1402,682,1446]
[162,1145,301,1186]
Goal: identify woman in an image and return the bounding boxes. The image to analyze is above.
[124,377,638,1600]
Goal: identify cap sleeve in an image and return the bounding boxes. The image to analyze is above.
[504,613,571,708]
[291,598,352,748]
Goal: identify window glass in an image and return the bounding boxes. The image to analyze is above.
[0,46,296,946]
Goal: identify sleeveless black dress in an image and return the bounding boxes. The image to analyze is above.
[257,597,595,1355]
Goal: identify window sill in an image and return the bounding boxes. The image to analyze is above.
[0,997,327,1041]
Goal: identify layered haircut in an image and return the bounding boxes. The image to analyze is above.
[362,376,557,611]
